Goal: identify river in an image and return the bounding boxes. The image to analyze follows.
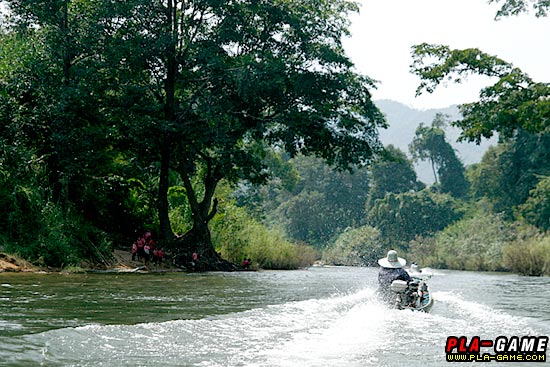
[0,267,548,366]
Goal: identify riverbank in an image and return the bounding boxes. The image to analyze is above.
[0,250,182,274]
[102,249,183,273]
[0,253,37,272]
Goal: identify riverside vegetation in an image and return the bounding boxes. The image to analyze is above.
[1,0,549,275]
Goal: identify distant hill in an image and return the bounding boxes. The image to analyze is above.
[374,99,497,183]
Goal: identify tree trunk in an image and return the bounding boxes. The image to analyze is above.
[430,156,439,189]
[159,0,235,270]
[61,0,71,87]
[170,166,237,271]
[171,216,237,271]
[158,145,174,242]
[157,0,177,243]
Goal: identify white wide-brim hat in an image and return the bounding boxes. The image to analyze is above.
[378,250,406,268]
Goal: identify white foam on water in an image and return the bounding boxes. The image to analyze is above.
[7,286,549,367]
[431,291,538,335]
[260,300,394,367]
[16,288,375,366]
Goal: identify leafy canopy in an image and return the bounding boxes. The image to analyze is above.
[366,145,423,209]
[409,114,468,197]
[489,0,550,18]
[411,43,550,143]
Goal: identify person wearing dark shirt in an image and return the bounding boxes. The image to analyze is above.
[377,250,411,302]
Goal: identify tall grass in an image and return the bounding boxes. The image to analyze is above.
[503,234,550,276]
[211,201,317,269]
[431,212,513,271]
[5,202,113,268]
[322,225,382,266]
[1,177,112,267]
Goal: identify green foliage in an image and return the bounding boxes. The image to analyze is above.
[433,212,514,271]
[469,130,550,219]
[503,231,550,276]
[275,190,331,247]
[411,44,550,143]
[238,154,371,249]
[168,185,193,236]
[211,199,317,270]
[366,145,424,209]
[489,0,550,18]
[2,198,113,268]
[322,225,382,266]
[0,179,42,246]
[240,226,318,270]
[283,156,371,247]
[0,71,115,268]
[366,189,462,249]
[233,149,300,219]
[211,203,255,265]
[518,176,550,231]
[409,114,469,197]
[122,177,159,233]
[458,71,550,142]
[406,236,440,268]
[0,5,148,244]
[411,44,512,98]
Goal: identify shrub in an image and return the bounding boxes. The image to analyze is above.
[211,200,317,269]
[322,225,382,266]
[366,189,462,249]
[503,232,550,276]
[407,236,441,268]
[518,176,550,232]
[434,212,513,271]
[5,202,113,268]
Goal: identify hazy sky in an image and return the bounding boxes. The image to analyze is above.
[343,0,550,109]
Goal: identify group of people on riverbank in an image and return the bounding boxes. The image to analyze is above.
[131,231,164,267]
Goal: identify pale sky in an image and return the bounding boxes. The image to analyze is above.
[343,0,550,109]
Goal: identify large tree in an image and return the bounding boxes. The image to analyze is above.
[0,1,143,242]
[107,0,386,268]
[409,9,550,227]
[2,0,385,269]
[409,114,469,198]
[518,176,550,231]
[410,44,550,143]
[365,145,424,210]
[468,130,550,218]
[366,189,461,250]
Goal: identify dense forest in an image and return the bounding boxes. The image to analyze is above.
[1,0,549,275]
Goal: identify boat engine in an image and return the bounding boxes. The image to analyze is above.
[390,279,423,309]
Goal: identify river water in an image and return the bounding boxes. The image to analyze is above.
[0,267,548,366]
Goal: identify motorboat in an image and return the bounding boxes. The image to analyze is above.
[388,276,434,312]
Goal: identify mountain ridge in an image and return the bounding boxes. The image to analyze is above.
[374,99,496,183]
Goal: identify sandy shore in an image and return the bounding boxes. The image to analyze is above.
[0,249,181,274]
[0,253,37,272]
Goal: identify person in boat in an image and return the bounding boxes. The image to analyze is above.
[377,250,411,301]
[409,262,422,275]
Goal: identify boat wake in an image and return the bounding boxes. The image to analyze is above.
[2,287,546,367]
